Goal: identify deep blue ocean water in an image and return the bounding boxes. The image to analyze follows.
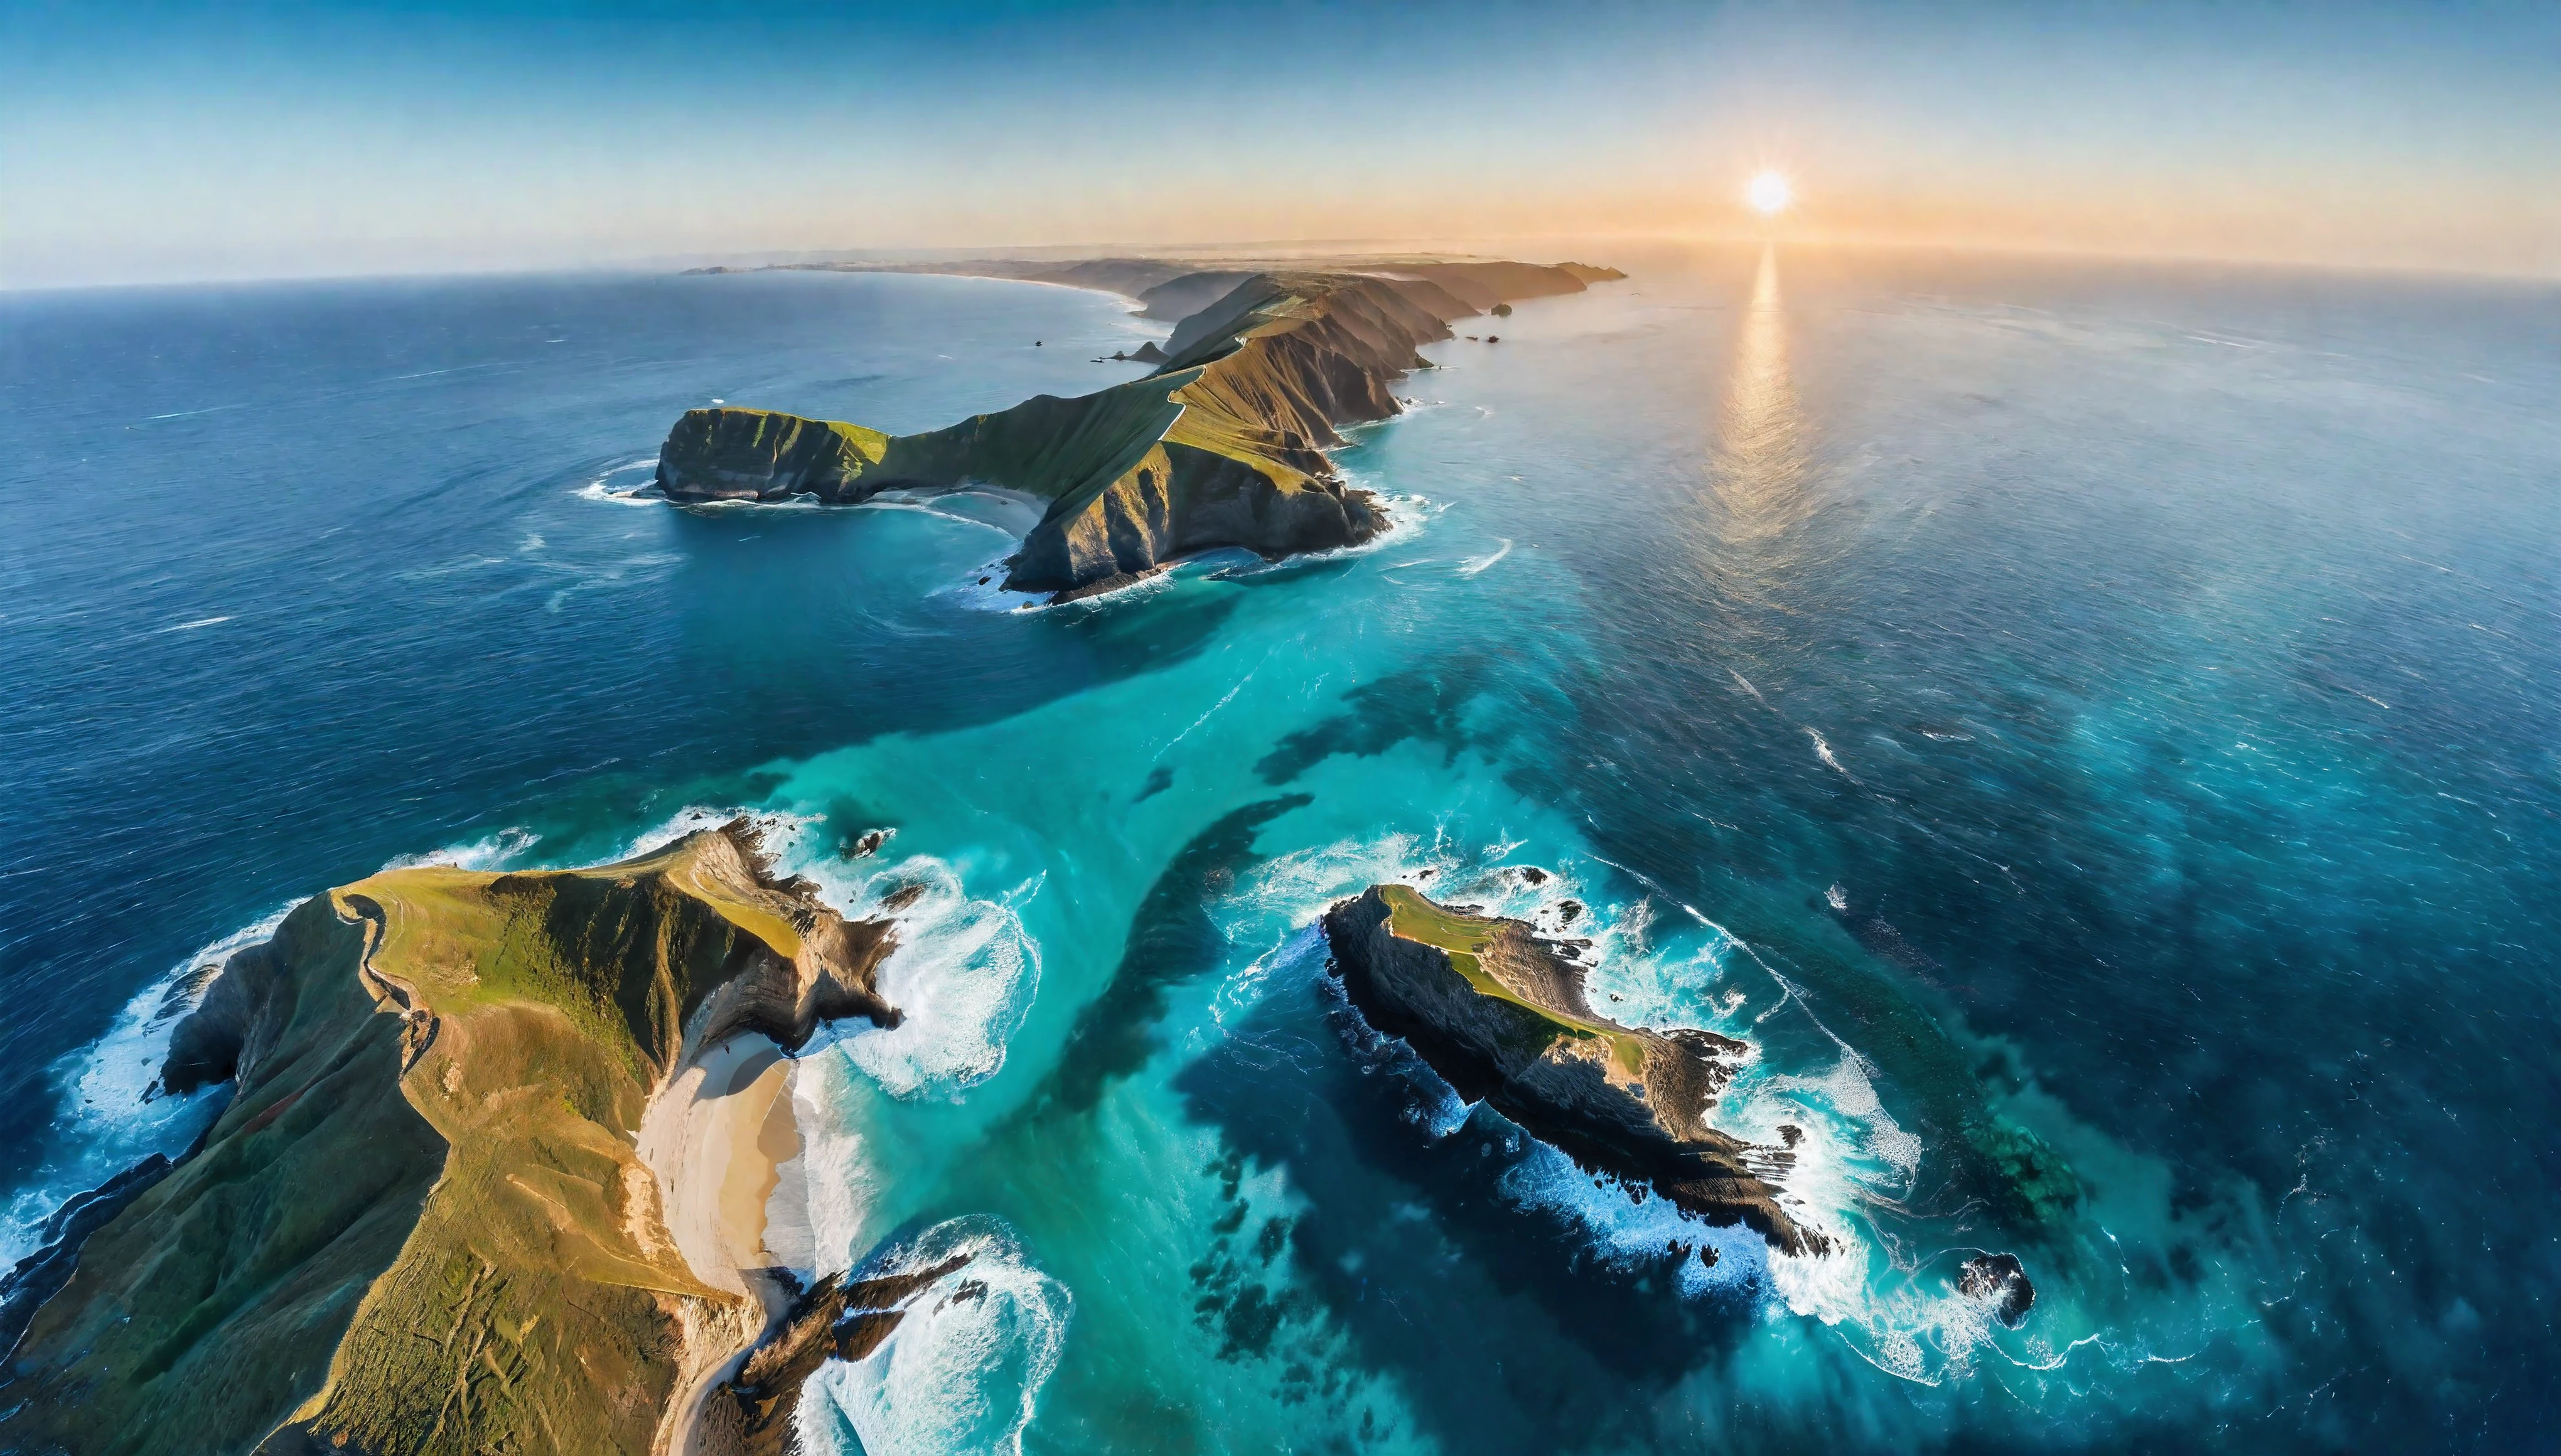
[3,249,2556,1452]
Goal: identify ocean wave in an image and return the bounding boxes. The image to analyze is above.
[800,1215,1073,1456]
[762,1055,884,1278]
[797,852,1045,1101]
[382,825,541,872]
[616,804,821,863]
[0,908,289,1268]
[573,456,662,507]
[1457,538,1513,575]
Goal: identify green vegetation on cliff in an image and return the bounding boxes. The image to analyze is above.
[655,257,1626,598]
[1,826,894,1456]
[1324,884,1822,1255]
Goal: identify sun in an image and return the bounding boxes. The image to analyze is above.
[1747,171,1793,215]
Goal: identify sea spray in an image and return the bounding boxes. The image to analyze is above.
[800,1216,1073,1456]
[798,853,1045,1100]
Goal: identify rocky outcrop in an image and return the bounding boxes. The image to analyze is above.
[653,410,890,503]
[1322,885,1820,1256]
[652,257,1624,601]
[1958,1252,2036,1327]
[0,823,899,1456]
[695,1255,972,1456]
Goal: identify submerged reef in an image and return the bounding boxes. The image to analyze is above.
[0,822,896,1456]
[654,259,1624,601]
[1322,884,1822,1256]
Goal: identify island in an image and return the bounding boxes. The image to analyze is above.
[652,258,1624,602]
[1322,884,1823,1256]
[0,822,935,1456]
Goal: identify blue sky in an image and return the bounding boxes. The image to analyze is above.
[3,1,2555,286]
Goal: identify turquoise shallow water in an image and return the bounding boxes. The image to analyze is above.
[3,249,2557,1450]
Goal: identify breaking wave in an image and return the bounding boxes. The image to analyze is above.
[800,1216,1073,1456]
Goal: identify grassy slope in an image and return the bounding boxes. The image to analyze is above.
[657,259,1619,591]
[2,830,855,1456]
[0,899,445,1456]
[1376,885,1647,1079]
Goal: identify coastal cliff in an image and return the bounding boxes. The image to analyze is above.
[654,259,1624,600]
[0,824,896,1456]
[1322,884,1821,1256]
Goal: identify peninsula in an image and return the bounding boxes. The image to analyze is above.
[1323,884,1822,1256]
[0,823,937,1456]
[653,258,1624,601]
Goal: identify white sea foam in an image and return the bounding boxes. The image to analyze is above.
[1497,1136,1768,1298]
[1458,538,1513,575]
[0,908,289,1268]
[615,804,820,862]
[800,1216,1072,1456]
[574,456,663,506]
[382,825,542,872]
[798,854,1046,1101]
[762,1054,884,1278]
[1806,727,1859,782]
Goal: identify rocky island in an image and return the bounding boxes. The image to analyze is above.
[653,258,1623,601]
[1323,884,1823,1256]
[0,823,930,1456]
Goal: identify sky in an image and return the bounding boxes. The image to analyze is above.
[3,0,2556,287]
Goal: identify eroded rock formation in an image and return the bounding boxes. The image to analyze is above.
[1322,884,1821,1256]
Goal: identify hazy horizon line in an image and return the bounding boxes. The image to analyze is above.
[8,229,2556,299]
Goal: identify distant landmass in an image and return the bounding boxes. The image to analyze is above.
[654,257,1624,602]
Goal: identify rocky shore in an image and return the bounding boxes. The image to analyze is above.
[653,258,1624,601]
[0,822,900,1456]
[1322,884,1822,1256]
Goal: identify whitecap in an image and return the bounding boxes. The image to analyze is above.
[382,825,541,872]
[617,805,820,863]
[801,854,1044,1101]
[1806,727,1859,782]
[1457,538,1513,575]
[574,456,663,507]
[762,1054,884,1278]
[800,1215,1073,1456]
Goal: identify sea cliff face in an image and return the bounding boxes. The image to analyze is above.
[653,259,1625,600]
[1322,884,1820,1256]
[0,824,896,1456]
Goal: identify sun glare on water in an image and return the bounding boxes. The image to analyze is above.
[1748,171,1793,215]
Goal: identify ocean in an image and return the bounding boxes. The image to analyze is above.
[3,247,2555,1452]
